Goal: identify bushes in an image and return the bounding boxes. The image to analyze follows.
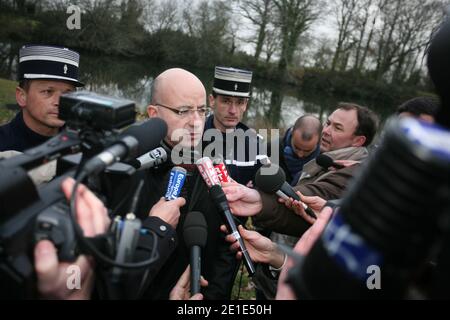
[296,68,420,108]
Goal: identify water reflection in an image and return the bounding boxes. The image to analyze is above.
[0,47,394,130]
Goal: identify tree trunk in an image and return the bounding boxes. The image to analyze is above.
[254,24,267,61]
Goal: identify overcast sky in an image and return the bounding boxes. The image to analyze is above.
[180,0,338,58]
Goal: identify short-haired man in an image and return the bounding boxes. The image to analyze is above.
[204,66,267,185]
[0,45,83,151]
[275,115,322,185]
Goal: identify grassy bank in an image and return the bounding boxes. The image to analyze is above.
[0,78,17,124]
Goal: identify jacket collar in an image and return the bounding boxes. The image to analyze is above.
[204,115,250,133]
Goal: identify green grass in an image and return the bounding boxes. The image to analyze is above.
[230,217,257,300]
[231,264,256,300]
[0,78,17,124]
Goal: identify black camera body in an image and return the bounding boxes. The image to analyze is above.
[0,171,76,299]
[34,201,78,262]
[59,91,136,131]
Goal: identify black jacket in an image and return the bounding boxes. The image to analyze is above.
[0,111,50,152]
[104,162,237,300]
[203,115,266,185]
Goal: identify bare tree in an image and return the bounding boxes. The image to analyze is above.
[263,26,281,63]
[373,0,445,82]
[272,0,319,78]
[182,0,232,64]
[352,0,376,71]
[330,0,358,71]
[313,39,334,69]
[237,0,274,62]
[152,0,179,32]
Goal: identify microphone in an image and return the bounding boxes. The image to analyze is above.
[196,157,221,187]
[209,184,256,276]
[164,167,187,201]
[255,164,317,219]
[128,147,168,170]
[213,157,230,183]
[427,18,450,129]
[81,118,167,175]
[183,211,208,295]
[316,154,345,170]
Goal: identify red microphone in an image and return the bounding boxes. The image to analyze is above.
[196,157,221,187]
[213,157,230,183]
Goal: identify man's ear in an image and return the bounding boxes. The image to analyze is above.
[208,94,215,110]
[16,86,27,109]
[147,104,158,118]
[352,135,367,147]
[242,99,249,113]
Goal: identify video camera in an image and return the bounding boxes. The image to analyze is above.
[0,91,167,299]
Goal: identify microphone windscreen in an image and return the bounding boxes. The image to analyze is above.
[427,20,450,128]
[254,163,286,193]
[183,211,208,248]
[209,184,227,204]
[122,118,168,155]
[316,154,335,170]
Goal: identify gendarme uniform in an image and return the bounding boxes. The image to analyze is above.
[0,45,83,152]
[203,66,268,186]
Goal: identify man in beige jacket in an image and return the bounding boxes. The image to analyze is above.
[223,103,379,237]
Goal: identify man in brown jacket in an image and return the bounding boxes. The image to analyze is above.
[223,103,379,237]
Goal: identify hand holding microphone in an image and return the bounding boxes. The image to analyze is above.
[196,157,256,276]
[149,166,187,228]
[209,185,256,276]
[284,192,327,224]
[255,164,317,219]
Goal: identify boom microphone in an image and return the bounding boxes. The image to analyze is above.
[81,118,167,175]
[183,211,208,295]
[255,164,317,219]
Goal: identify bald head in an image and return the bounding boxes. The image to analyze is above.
[290,115,321,159]
[151,68,205,105]
[293,115,322,140]
[147,68,206,148]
